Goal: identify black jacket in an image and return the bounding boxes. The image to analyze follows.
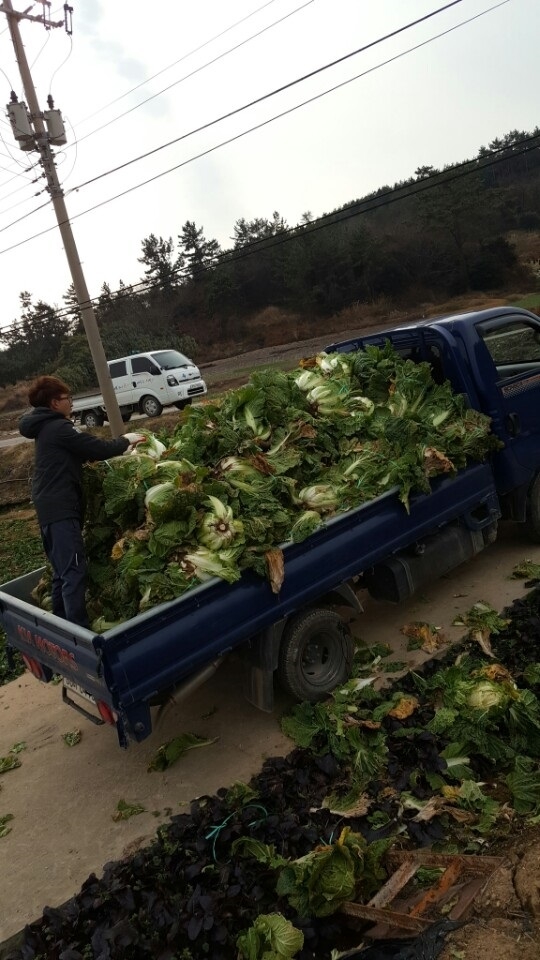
[19,408,129,526]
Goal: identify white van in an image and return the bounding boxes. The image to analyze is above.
[71,349,207,428]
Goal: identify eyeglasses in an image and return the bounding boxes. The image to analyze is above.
[56,394,72,401]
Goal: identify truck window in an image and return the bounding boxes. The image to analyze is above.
[108,360,127,379]
[151,350,190,370]
[479,321,540,378]
[131,356,160,375]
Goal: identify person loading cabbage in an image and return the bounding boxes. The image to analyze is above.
[19,375,144,627]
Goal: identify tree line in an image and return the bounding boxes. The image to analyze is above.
[1,127,539,391]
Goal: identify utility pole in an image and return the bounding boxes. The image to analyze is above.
[1,0,125,438]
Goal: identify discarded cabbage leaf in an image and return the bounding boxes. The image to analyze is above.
[0,814,14,838]
[236,912,304,960]
[148,733,218,771]
[112,799,146,821]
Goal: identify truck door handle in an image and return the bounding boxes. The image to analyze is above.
[132,381,137,388]
[505,412,520,436]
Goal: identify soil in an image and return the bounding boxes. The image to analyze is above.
[1,316,540,956]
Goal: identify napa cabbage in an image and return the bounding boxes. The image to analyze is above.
[236,913,304,960]
[276,827,387,918]
[199,496,244,550]
[130,432,167,460]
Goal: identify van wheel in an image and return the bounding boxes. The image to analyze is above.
[528,474,540,542]
[277,608,354,702]
[174,400,192,410]
[141,396,163,418]
[82,410,105,429]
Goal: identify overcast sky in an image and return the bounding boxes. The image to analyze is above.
[0,0,537,333]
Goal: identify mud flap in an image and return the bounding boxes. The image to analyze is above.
[242,623,284,713]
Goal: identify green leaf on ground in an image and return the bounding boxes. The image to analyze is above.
[0,755,21,774]
[510,560,540,580]
[62,730,82,747]
[112,799,146,821]
[0,813,14,838]
[148,733,218,772]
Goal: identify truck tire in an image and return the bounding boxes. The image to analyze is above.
[528,474,540,542]
[141,396,163,418]
[82,410,105,429]
[277,608,354,702]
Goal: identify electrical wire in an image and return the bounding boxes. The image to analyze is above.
[60,0,512,225]
[0,188,46,218]
[75,0,288,127]
[0,0,520,292]
[0,0,312,212]
[0,63,14,90]
[0,0,514,253]
[0,197,50,235]
[70,0,315,151]
[29,28,50,69]
[47,31,72,98]
[0,149,34,181]
[0,171,41,195]
[0,157,42,196]
[1,131,537,328]
[69,0,471,194]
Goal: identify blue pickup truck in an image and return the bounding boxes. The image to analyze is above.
[1,305,540,748]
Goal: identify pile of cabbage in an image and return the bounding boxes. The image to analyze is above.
[77,342,500,628]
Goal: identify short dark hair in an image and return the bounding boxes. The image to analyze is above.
[28,375,71,409]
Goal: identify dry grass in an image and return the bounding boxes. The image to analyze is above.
[0,442,34,508]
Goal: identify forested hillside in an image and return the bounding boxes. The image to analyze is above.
[1,128,539,392]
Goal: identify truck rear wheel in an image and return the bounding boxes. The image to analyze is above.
[141,396,163,418]
[528,474,540,542]
[82,410,105,428]
[277,608,354,702]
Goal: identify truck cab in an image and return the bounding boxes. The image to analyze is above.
[72,349,207,427]
[327,306,540,534]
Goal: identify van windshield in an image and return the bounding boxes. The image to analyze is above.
[151,350,191,371]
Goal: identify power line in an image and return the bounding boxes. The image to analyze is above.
[69,0,470,195]
[0,165,41,198]
[92,135,540,288]
[74,0,286,127]
[0,0,508,255]
[1,130,537,333]
[69,0,315,152]
[0,188,45,219]
[0,0,314,223]
[0,0,477,244]
[0,191,49,233]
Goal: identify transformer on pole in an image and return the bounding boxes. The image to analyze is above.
[0,0,125,438]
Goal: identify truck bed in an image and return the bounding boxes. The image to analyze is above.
[0,463,500,744]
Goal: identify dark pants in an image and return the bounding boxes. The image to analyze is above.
[40,518,90,628]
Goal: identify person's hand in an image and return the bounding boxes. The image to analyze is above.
[124,432,145,450]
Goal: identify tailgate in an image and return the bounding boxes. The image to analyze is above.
[0,568,107,698]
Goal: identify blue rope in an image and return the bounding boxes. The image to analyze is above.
[204,804,269,862]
